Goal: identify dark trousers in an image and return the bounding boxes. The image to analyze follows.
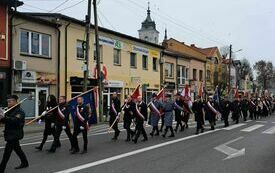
[50,124,73,151]
[124,120,134,140]
[109,116,120,139]
[38,127,55,149]
[135,121,147,141]
[223,113,229,127]
[249,110,254,120]
[242,110,248,121]
[151,126,159,135]
[175,119,183,132]
[163,126,174,136]
[0,140,28,173]
[72,126,88,151]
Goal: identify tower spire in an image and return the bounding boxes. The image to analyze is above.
[147,1,150,14]
[164,28,167,40]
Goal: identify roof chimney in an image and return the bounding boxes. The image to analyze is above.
[191,44,196,47]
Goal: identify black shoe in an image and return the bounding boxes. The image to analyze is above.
[201,128,204,133]
[35,146,42,151]
[174,128,178,133]
[15,163,29,169]
[80,150,87,154]
[71,149,79,154]
[195,131,199,135]
[47,149,55,153]
[69,148,73,152]
[211,126,215,130]
[186,124,189,129]
[133,139,138,144]
[168,134,175,137]
[180,127,184,132]
[141,138,148,142]
[149,132,154,137]
[162,134,166,138]
[155,133,159,136]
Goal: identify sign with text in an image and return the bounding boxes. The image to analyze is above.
[132,45,149,55]
[98,36,123,49]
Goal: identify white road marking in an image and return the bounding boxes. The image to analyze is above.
[262,126,275,134]
[246,120,252,123]
[241,124,264,132]
[256,121,268,123]
[54,129,222,173]
[223,123,246,130]
[214,136,245,160]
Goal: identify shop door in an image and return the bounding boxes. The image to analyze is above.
[20,89,36,119]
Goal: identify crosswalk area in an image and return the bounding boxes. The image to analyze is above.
[222,121,275,135]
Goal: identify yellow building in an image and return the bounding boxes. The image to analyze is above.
[163,38,206,99]
[28,13,163,118]
[190,45,224,93]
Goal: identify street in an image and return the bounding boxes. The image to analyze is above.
[1,115,275,173]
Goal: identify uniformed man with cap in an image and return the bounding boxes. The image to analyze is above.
[109,92,121,140]
[221,95,231,127]
[149,93,162,137]
[162,93,175,138]
[231,97,241,124]
[204,96,216,130]
[0,95,29,173]
[122,95,135,142]
[240,96,249,121]
[174,93,184,132]
[192,96,205,134]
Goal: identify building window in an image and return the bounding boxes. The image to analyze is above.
[177,65,186,85]
[113,48,121,65]
[199,70,203,81]
[153,57,158,71]
[142,55,148,70]
[165,63,174,78]
[207,70,211,81]
[20,30,51,58]
[76,40,85,59]
[130,52,137,68]
[93,44,103,63]
[193,69,197,81]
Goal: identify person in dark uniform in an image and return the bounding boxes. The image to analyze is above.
[240,96,249,121]
[71,96,90,154]
[123,95,135,142]
[255,98,262,120]
[231,97,241,124]
[0,95,29,173]
[262,97,269,117]
[182,102,190,129]
[204,96,217,130]
[248,98,256,120]
[173,93,184,132]
[192,96,205,134]
[162,93,175,138]
[220,96,231,127]
[35,95,58,151]
[48,96,73,153]
[133,96,148,143]
[149,93,162,137]
[109,92,121,140]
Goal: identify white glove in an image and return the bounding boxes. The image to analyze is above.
[62,126,66,130]
[38,119,42,124]
[41,111,47,116]
[80,126,85,130]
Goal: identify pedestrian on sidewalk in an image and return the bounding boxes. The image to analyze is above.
[0,95,29,173]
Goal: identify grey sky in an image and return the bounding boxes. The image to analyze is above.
[20,0,275,66]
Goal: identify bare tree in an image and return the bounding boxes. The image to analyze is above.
[253,60,274,89]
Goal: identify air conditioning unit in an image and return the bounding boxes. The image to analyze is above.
[13,60,27,70]
[22,71,36,83]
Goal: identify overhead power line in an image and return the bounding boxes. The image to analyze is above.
[48,0,71,13]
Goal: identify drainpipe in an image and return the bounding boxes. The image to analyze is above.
[57,26,61,97]
[65,23,70,98]
[176,56,179,92]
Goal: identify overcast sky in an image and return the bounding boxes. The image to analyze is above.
[19,0,275,66]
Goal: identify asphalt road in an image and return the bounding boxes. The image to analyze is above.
[1,115,275,173]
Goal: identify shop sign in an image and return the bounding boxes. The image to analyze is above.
[99,36,123,49]
[105,80,124,88]
[132,45,149,55]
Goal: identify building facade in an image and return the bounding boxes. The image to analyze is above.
[11,12,59,118]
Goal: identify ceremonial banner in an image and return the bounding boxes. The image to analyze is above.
[69,89,97,125]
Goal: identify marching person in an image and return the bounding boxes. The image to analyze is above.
[182,102,190,129]
[204,96,217,130]
[231,97,241,124]
[133,96,148,143]
[109,92,121,140]
[174,93,184,132]
[240,96,249,121]
[123,95,135,142]
[71,96,90,154]
[262,97,269,117]
[248,97,256,120]
[162,93,175,138]
[220,96,231,127]
[48,96,73,153]
[35,95,58,151]
[0,95,29,173]
[255,98,263,119]
[192,96,205,134]
[149,93,162,137]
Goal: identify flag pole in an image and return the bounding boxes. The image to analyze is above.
[26,87,97,125]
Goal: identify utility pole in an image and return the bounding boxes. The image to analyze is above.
[93,0,103,122]
[83,0,92,91]
[228,44,232,94]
